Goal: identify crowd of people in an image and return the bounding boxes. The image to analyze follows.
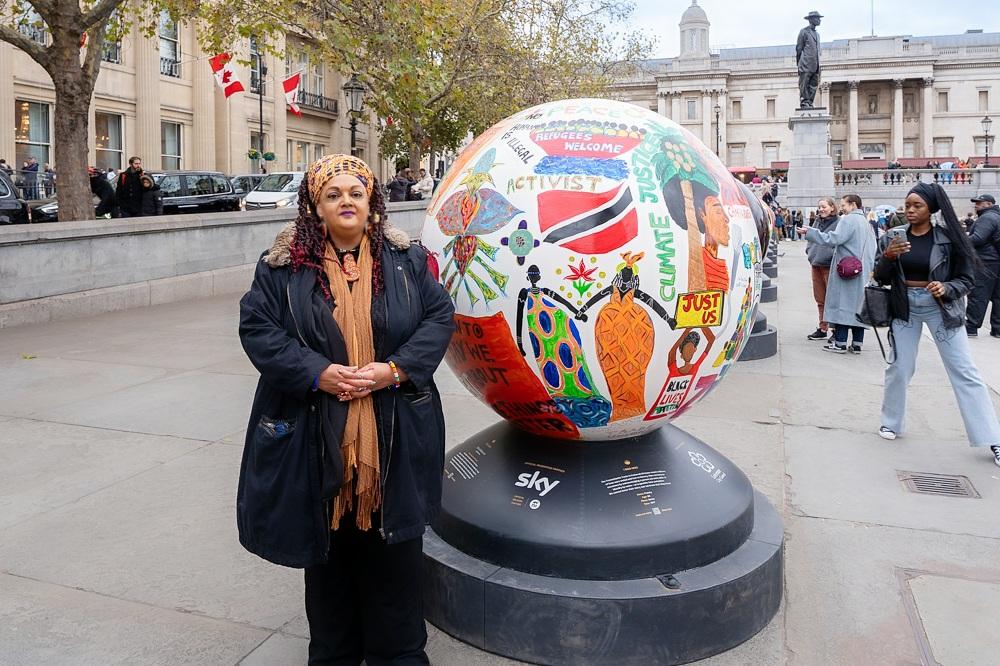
[386,166,436,202]
[789,186,1000,469]
[0,156,57,199]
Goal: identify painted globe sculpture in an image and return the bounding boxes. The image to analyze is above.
[421,98,764,441]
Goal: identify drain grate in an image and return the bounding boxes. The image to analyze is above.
[897,471,980,498]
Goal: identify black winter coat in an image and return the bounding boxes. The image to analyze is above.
[969,205,1000,264]
[872,224,975,329]
[140,185,163,216]
[116,168,144,215]
[237,223,455,568]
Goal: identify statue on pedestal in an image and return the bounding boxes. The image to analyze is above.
[796,11,823,108]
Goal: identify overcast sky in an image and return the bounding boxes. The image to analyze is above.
[632,0,1000,58]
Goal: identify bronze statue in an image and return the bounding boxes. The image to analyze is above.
[796,11,822,108]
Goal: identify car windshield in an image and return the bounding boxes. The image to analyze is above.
[256,174,300,193]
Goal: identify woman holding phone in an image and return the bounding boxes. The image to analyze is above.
[873,182,1000,467]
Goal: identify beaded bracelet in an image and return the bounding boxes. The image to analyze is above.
[387,360,401,390]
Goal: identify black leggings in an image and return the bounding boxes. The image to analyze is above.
[304,521,428,665]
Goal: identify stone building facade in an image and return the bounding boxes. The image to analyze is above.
[0,13,383,179]
[613,1,1000,169]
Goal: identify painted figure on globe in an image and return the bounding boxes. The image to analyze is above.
[575,252,674,422]
[436,148,522,306]
[516,265,612,428]
[645,327,717,420]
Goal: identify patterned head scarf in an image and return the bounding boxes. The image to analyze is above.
[307,154,375,205]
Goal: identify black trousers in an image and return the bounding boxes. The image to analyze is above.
[798,70,819,107]
[304,522,428,666]
[966,260,1000,333]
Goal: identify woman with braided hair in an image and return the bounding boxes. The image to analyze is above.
[874,181,1000,468]
[238,154,455,663]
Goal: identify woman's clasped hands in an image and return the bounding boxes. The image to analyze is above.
[318,362,397,401]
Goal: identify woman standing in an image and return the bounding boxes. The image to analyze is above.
[805,197,839,341]
[873,182,1000,467]
[238,154,456,663]
[799,194,876,352]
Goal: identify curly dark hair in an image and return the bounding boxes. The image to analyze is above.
[288,177,388,298]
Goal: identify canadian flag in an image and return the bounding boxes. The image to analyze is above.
[283,72,302,116]
[209,53,245,98]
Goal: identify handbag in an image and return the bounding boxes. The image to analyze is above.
[856,283,895,363]
[836,250,863,279]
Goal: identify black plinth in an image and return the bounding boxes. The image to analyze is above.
[739,311,778,361]
[423,422,784,665]
[760,276,777,303]
[763,262,778,278]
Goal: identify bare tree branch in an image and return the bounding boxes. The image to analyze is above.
[80,0,127,32]
[0,23,49,68]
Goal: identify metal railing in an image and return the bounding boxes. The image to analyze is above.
[296,90,338,114]
[160,57,180,78]
[833,168,985,187]
[7,169,58,200]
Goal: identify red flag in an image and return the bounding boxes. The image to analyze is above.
[209,53,245,98]
[282,72,302,116]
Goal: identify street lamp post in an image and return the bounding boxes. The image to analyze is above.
[713,103,721,156]
[342,73,366,156]
[982,115,993,167]
[258,63,267,166]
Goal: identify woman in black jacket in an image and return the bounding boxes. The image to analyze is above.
[238,154,455,664]
[873,182,1000,467]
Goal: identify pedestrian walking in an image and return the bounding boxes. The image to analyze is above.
[805,197,839,340]
[89,167,117,218]
[386,167,413,202]
[965,194,1000,337]
[873,182,1000,467]
[237,154,455,664]
[22,157,39,199]
[115,156,144,217]
[774,208,785,241]
[138,174,163,216]
[412,168,434,200]
[43,163,56,197]
[799,194,876,352]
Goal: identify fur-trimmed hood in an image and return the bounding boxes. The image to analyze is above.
[263,221,411,268]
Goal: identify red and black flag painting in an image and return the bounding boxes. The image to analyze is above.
[537,184,638,255]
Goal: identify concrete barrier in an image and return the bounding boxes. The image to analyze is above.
[0,200,429,328]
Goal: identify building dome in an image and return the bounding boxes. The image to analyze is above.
[681,1,708,24]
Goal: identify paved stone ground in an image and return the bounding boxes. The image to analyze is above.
[1,243,999,665]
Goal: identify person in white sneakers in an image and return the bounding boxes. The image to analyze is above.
[872,182,1000,468]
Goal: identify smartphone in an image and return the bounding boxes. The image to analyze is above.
[885,227,907,243]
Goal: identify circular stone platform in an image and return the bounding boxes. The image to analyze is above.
[423,422,784,665]
[738,311,778,361]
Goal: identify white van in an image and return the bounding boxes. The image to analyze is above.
[243,172,305,210]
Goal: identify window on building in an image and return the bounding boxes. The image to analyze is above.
[903,141,916,158]
[17,6,47,44]
[101,11,123,63]
[979,90,989,112]
[728,143,745,167]
[830,142,845,166]
[287,139,309,171]
[314,143,326,162]
[762,142,780,166]
[866,95,878,115]
[94,112,123,171]
[831,95,843,116]
[766,98,776,119]
[936,91,948,113]
[686,100,697,120]
[903,93,916,115]
[14,100,50,167]
[731,100,741,120]
[161,121,182,169]
[250,37,265,95]
[158,11,180,77]
[933,137,953,157]
[310,60,324,97]
[975,136,994,156]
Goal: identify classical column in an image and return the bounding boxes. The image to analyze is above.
[702,91,712,145]
[191,40,215,170]
[133,26,162,168]
[657,92,668,118]
[818,82,830,110]
[0,43,13,162]
[892,79,904,160]
[921,77,934,158]
[716,90,727,160]
[671,92,682,123]
[847,81,859,160]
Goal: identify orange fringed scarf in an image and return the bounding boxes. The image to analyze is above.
[324,234,381,531]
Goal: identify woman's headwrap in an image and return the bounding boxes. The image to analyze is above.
[908,182,941,214]
[307,154,375,205]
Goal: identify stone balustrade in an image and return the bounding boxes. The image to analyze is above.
[832,168,1000,206]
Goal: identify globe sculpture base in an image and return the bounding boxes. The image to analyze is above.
[760,276,778,303]
[739,311,778,361]
[423,422,783,665]
[763,261,779,279]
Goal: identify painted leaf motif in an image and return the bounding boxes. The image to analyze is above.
[436,190,468,235]
[465,189,523,236]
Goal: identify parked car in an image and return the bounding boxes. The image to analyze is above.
[230,173,266,196]
[243,172,304,210]
[149,171,241,214]
[0,168,30,224]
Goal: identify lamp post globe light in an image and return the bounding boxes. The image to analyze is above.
[342,73,366,156]
[982,115,993,167]
[714,103,721,155]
